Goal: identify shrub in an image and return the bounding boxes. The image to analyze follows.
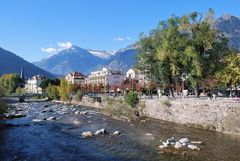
[125,91,139,107]
[16,87,25,95]
[75,90,83,101]
[161,100,171,107]
[102,99,138,120]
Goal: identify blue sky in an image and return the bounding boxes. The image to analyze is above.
[0,0,239,62]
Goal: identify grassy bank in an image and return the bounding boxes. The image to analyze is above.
[101,99,140,121]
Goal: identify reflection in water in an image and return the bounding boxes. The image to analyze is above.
[0,102,239,161]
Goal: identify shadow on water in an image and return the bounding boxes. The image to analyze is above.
[0,102,239,161]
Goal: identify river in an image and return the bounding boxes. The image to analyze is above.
[0,102,239,161]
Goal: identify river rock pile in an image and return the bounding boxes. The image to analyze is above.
[81,129,121,138]
[159,137,201,150]
[3,103,29,119]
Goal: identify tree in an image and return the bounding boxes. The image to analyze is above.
[216,53,240,96]
[40,79,60,90]
[75,90,83,101]
[47,84,59,100]
[137,10,230,97]
[125,91,139,107]
[58,79,72,101]
[0,73,22,95]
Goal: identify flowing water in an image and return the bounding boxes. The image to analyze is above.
[0,102,239,161]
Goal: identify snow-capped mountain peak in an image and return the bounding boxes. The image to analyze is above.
[88,49,116,59]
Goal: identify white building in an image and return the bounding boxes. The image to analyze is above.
[87,67,125,86]
[65,71,86,85]
[126,68,150,86]
[25,75,45,94]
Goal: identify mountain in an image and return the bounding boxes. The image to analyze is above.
[34,46,107,75]
[105,45,138,72]
[88,49,115,59]
[215,14,240,51]
[0,47,55,78]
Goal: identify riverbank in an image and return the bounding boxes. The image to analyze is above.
[142,97,240,136]
[2,101,240,161]
[53,96,240,136]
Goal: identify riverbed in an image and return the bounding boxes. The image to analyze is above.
[0,102,239,161]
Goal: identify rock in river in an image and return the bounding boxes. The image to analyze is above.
[174,142,182,149]
[47,117,56,121]
[112,131,120,135]
[159,144,168,149]
[179,138,190,144]
[82,131,93,138]
[188,144,200,150]
[94,128,106,136]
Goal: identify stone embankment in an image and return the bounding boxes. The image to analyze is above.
[142,97,240,136]
[52,96,240,136]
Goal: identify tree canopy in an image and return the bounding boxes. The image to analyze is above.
[137,9,231,97]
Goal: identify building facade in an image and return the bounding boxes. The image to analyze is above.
[65,72,86,85]
[25,75,45,94]
[87,67,125,86]
[126,68,150,86]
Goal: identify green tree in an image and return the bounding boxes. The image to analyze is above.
[75,90,83,101]
[216,53,240,96]
[0,73,22,95]
[58,79,72,101]
[47,84,60,100]
[40,79,60,90]
[125,91,139,107]
[137,10,230,97]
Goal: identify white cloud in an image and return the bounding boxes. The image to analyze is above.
[57,41,73,49]
[41,47,57,54]
[114,36,132,42]
[114,37,125,41]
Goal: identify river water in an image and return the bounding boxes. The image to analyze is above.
[0,102,239,161]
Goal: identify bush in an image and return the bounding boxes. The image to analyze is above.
[125,91,139,107]
[75,90,83,101]
[102,99,138,120]
[161,100,171,107]
[16,87,25,95]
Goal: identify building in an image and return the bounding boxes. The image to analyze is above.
[126,68,150,86]
[65,72,86,85]
[87,67,125,86]
[25,75,45,94]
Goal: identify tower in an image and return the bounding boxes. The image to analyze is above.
[20,65,25,80]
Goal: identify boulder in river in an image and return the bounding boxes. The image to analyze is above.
[187,144,200,150]
[179,138,190,144]
[32,119,44,123]
[174,142,182,149]
[94,128,106,135]
[47,116,56,121]
[112,131,120,135]
[80,111,88,115]
[159,144,168,149]
[82,131,93,138]
[75,111,80,115]
[190,141,202,144]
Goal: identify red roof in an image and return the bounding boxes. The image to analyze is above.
[70,72,86,78]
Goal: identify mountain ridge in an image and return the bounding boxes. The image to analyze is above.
[0,47,55,78]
